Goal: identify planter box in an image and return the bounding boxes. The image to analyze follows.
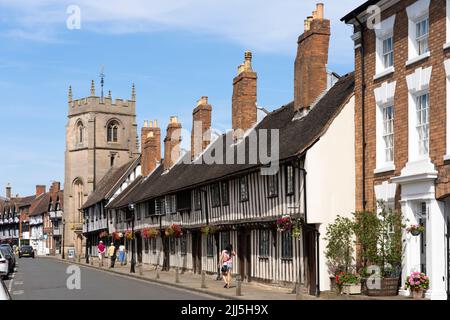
[366,277,399,296]
[411,289,424,299]
[342,284,361,295]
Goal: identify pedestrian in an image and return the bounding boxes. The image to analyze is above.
[219,244,236,288]
[118,243,126,265]
[108,243,116,268]
[97,241,106,267]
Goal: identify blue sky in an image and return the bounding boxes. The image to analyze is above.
[0,0,365,196]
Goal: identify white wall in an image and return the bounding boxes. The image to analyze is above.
[304,95,356,291]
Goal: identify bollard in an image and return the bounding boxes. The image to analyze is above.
[90,257,94,265]
[201,271,207,288]
[235,275,242,296]
[139,264,143,276]
[175,267,180,283]
[295,282,302,300]
[156,268,160,279]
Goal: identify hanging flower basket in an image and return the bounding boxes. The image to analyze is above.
[406,224,425,236]
[166,224,183,238]
[125,230,135,240]
[276,215,292,232]
[99,230,109,239]
[201,225,218,235]
[142,227,159,239]
[112,232,121,241]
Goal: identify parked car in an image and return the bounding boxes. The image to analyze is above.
[0,278,11,300]
[0,245,16,267]
[0,250,10,279]
[19,245,35,258]
[0,247,15,275]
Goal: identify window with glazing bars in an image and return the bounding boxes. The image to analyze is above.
[383,104,394,162]
[416,17,429,55]
[383,36,394,68]
[416,93,429,156]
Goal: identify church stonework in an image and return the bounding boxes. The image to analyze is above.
[64,81,139,258]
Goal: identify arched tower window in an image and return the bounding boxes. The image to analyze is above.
[73,178,84,223]
[107,120,119,143]
[76,121,84,144]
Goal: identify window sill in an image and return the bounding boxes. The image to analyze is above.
[406,52,430,67]
[373,67,395,80]
[374,163,396,174]
[443,154,450,161]
[444,42,450,50]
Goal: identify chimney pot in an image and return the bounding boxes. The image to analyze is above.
[5,183,11,199]
[316,3,324,19]
[164,116,182,171]
[144,120,148,128]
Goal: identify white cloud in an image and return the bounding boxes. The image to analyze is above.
[0,0,365,56]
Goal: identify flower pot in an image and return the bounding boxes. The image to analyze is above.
[342,283,362,295]
[411,289,424,299]
[366,277,399,296]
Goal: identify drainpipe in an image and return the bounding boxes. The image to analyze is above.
[354,16,367,211]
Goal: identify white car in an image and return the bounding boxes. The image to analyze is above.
[0,250,10,279]
[0,278,11,300]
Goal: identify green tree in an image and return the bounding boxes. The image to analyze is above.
[324,215,355,275]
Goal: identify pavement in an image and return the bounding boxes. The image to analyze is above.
[4,255,421,300]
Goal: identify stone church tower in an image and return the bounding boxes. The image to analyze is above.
[64,80,139,259]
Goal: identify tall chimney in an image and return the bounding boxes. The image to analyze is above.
[36,185,46,197]
[142,121,162,176]
[232,51,257,134]
[294,3,330,113]
[5,183,11,199]
[163,116,182,171]
[191,96,212,160]
[51,181,61,193]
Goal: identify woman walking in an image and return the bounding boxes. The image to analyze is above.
[219,244,236,288]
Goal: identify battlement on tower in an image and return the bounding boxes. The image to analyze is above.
[67,81,136,117]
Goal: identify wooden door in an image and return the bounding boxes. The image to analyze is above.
[304,228,318,296]
[192,231,202,274]
[238,230,251,282]
[136,233,143,263]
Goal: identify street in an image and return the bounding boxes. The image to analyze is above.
[4,257,214,300]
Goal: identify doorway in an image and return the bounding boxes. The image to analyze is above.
[162,235,170,271]
[192,231,202,274]
[304,226,318,296]
[238,230,251,282]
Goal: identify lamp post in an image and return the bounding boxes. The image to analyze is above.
[128,203,136,273]
[62,219,66,259]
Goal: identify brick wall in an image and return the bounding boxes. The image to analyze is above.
[354,0,450,211]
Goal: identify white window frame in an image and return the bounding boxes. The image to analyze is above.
[382,104,395,163]
[374,81,397,173]
[406,0,431,66]
[415,16,429,56]
[374,15,396,79]
[415,93,430,156]
[406,66,432,162]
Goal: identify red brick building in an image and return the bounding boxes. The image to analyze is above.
[343,0,450,300]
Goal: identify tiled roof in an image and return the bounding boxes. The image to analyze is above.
[82,157,140,209]
[108,73,355,208]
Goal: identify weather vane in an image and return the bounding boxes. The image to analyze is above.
[99,65,105,101]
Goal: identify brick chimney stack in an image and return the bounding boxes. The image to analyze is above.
[36,185,46,197]
[232,51,257,134]
[142,120,162,176]
[163,116,182,171]
[294,3,330,113]
[191,96,212,160]
[51,181,61,193]
[5,183,11,199]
